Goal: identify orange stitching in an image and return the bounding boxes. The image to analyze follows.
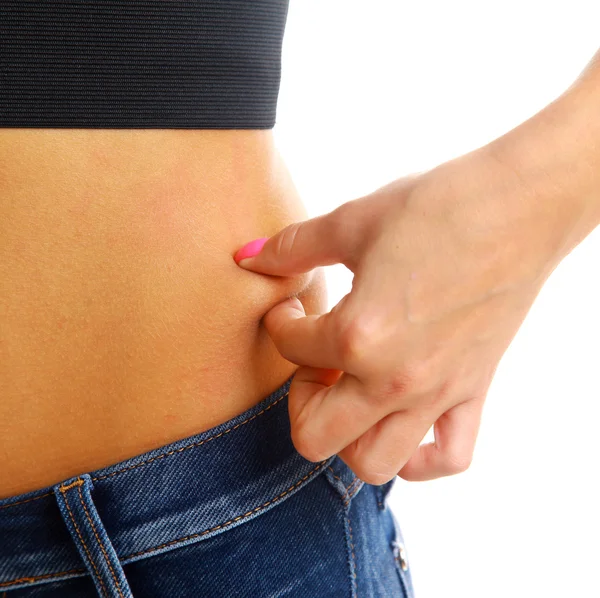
[327,467,360,505]
[327,466,343,484]
[0,389,294,589]
[0,391,290,512]
[344,479,363,507]
[62,485,108,598]
[0,491,52,511]
[0,569,85,589]
[342,478,360,507]
[122,460,327,561]
[348,480,362,499]
[77,484,124,598]
[345,477,360,495]
[59,479,85,493]
[0,459,325,590]
[91,392,289,482]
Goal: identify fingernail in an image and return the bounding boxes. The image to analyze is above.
[234,236,269,265]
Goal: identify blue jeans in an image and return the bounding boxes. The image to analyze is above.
[0,373,415,597]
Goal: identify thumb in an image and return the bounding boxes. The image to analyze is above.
[233,208,351,276]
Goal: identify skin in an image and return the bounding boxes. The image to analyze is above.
[0,130,328,499]
[235,47,600,484]
[2,50,598,501]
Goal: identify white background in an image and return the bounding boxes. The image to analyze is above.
[274,2,600,597]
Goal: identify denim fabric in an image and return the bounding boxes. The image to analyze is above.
[0,372,415,597]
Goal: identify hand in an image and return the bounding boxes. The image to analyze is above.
[233,148,577,484]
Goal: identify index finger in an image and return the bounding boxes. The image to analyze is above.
[262,296,348,371]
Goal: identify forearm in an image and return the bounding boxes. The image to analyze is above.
[483,47,600,262]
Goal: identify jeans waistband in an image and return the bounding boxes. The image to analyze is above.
[0,372,332,592]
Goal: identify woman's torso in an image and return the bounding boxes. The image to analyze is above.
[0,128,328,499]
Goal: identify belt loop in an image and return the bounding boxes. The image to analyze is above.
[54,474,133,598]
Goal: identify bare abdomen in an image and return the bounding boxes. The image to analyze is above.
[0,128,328,499]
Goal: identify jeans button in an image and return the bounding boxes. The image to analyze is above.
[392,540,409,572]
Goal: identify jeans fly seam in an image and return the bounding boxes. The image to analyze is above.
[0,491,53,511]
[91,392,289,483]
[77,484,124,598]
[61,481,108,598]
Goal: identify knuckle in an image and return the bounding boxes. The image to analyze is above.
[291,426,328,463]
[442,450,473,475]
[274,222,302,261]
[391,359,435,396]
[378,371,414,399]
[402,358,432,390]
[351,456,398,486]
[377,361,431,400]
[436,377,456,403]
[337,319,370,365]
[337,315,381,368]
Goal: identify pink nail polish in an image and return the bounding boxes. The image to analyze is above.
[234,237,269,264]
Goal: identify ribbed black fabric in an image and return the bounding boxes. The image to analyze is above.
[0,0,289,129]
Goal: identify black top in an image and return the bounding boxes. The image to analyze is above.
[0,0,290,129]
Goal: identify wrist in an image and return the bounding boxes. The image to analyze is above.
[481,48,600,263]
